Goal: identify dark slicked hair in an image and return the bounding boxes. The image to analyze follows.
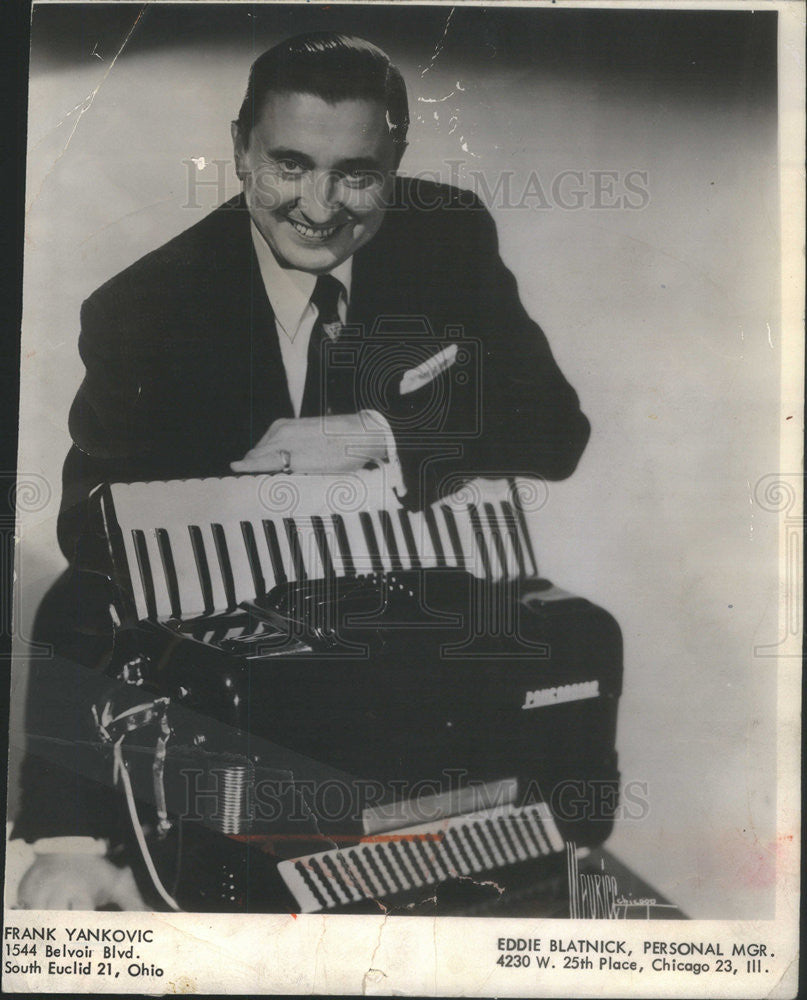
[235,32,409,146]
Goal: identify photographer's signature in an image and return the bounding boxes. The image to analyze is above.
[566,844,680,919]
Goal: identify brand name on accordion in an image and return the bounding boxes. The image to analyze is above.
[521,680,600,710]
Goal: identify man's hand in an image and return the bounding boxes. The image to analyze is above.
[16,855,149,911]
[231,414,388,474]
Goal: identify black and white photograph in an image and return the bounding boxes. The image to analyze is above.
[3,1,802,995]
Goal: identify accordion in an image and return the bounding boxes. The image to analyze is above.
[92,469,622,915]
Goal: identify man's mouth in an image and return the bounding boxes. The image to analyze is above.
[287,218,343,241]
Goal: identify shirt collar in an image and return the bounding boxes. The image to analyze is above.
[250,221,352,339]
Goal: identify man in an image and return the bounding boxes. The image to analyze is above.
[16,32,589,908]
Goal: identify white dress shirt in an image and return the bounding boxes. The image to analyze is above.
[250,221,353,418]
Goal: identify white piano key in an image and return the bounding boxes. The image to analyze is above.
[457,825,485,871]
[312,517,341,576]
[501,817,529,862]
[523,810,552,855]
[445,829,475,874]
[160,525,206,616]
[377,843,411,890]
[392,841,424,887]
[477,821,507,868]
[465,824,495,869]
[449,506,478,574]
[490,819,518,864]
[366,512,393,572]
[403,509,436,569]
[217,521,259,605]
[332,852,364,902]
[478,505,509,580]
[346,849,380,897]
[294,518,326,580]
[120,529,149,621]
[332,512,365,576]
[142,528,175,618]
[152,523,205,619]
[435,506,461,569]
[534,803,565,852]
[493,505,521,579]
[379,509,409,570]
[514,814,541,858]
[269,519,297,582]
[361,846,394,895]
[201,525,230,612]
[255,519,286,590]
[315,856,351,905]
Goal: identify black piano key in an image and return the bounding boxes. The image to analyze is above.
[483,502,510,577]
[529,811,554,854]
[500,501,527,578]
[484,819,509,865]
[362,846,392,895]
[131,529,158,620]
[510,495,539,577]
[331,514,355,577]
[188,525,215,615]
[446,828,474,872]
[388,841,418,885]
[472,822,498,866]
[211,523,237,610]
[402,839,431,882]
[423,505,446,567]
[155,528,182,619]
[508,814,532,858]
[440,506,466,568]
[397,509,421,569]
[347,849,377,897]
[240,521,265,597]
[516,813,544,855]
[283,518,307,581]
[261,519,287,586]
[467,505,493,579]
[414,836,444,880]
[496,816,520,861]
[358,512,384,574]
[311,515,335,578]
[308,857,342,906]
[378,510,403,571]
[439,832,463,876]
[376,844,406,892]
[459,825,485,869]
[323,855,353,901]
[295,861,329,910]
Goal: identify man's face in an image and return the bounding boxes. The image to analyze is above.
[233,91,401,273]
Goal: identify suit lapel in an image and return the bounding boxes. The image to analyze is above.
[211,198,294,444]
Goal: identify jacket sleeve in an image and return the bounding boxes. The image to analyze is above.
[385,197,590,508]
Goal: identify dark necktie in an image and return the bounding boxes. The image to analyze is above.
[300,274,350,417]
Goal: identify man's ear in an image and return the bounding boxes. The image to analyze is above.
[231,121,248,180]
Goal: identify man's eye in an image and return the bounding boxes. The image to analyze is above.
[276,159,305,177]
[341,170,377,189]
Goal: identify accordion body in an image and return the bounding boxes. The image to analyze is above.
[93,470,622,914]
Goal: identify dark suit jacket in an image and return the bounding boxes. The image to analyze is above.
[16,178,589,843]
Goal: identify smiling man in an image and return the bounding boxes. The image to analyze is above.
[16,32,591,909]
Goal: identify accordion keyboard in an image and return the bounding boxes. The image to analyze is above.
[100,471,541,621]
[277,802,564,913]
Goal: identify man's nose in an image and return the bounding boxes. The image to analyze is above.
[297,171,342,223]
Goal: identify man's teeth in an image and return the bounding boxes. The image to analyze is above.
[290,219,339,239]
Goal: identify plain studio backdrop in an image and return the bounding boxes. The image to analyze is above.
[11,4,785,919]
